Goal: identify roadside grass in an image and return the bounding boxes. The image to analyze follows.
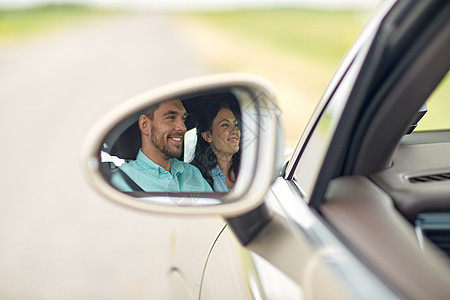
[182,9,369,69]
[418,73,450,131]
[179,9,371,145]
[180,9,450,141]
[0,4,117,44]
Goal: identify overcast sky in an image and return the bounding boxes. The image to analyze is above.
[0,0,382,11]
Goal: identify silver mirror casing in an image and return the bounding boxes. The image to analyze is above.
[81,73,284,217]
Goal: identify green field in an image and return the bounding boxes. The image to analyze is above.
[418,73,450,131]
[0,4,115,44]
[180,9,374,143]
[182,9,370,69]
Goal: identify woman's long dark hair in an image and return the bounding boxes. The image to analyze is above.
[190,102,241,188]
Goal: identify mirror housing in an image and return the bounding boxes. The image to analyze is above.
[82,73,284,217]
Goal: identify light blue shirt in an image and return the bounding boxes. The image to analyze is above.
[111,149,213,193]
[210,165,231,192]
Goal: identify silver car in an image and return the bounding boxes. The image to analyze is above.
[84,0,450,299]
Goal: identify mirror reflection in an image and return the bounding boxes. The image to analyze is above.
[100,90,241,194]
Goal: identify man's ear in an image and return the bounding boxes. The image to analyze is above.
[201,131,212,143]
[139,115,151,136]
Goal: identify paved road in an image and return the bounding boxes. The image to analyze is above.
[0,13,221,299]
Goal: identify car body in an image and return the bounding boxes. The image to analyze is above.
[83,0,450,299]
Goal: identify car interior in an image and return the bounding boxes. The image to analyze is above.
[371,73,450,258]
[319,109,450,299]
[316,4,449,296]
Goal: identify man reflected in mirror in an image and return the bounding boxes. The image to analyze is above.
[111,99,213,192]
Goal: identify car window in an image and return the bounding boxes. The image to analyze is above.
[415,72,450,131]
[292,50,363,201]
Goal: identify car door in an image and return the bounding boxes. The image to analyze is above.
[268,0,449,298]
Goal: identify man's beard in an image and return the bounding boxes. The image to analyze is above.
[151,127,183,159]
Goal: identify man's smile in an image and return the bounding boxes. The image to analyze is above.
[168,135,184,145]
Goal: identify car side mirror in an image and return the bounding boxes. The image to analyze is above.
[82,74,284,217]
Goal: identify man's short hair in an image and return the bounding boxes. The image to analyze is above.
[145,103,161,120]
[145,99,183,120]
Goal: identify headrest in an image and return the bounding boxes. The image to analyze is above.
[109,121,141,160]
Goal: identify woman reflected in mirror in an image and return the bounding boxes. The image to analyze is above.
[191,103,241,192]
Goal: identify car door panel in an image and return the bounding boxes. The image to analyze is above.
[168,217,225,299]
[201,213,305,300]
[320,176,450,300]
[245,178,397,300]
[199,224,257,299]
